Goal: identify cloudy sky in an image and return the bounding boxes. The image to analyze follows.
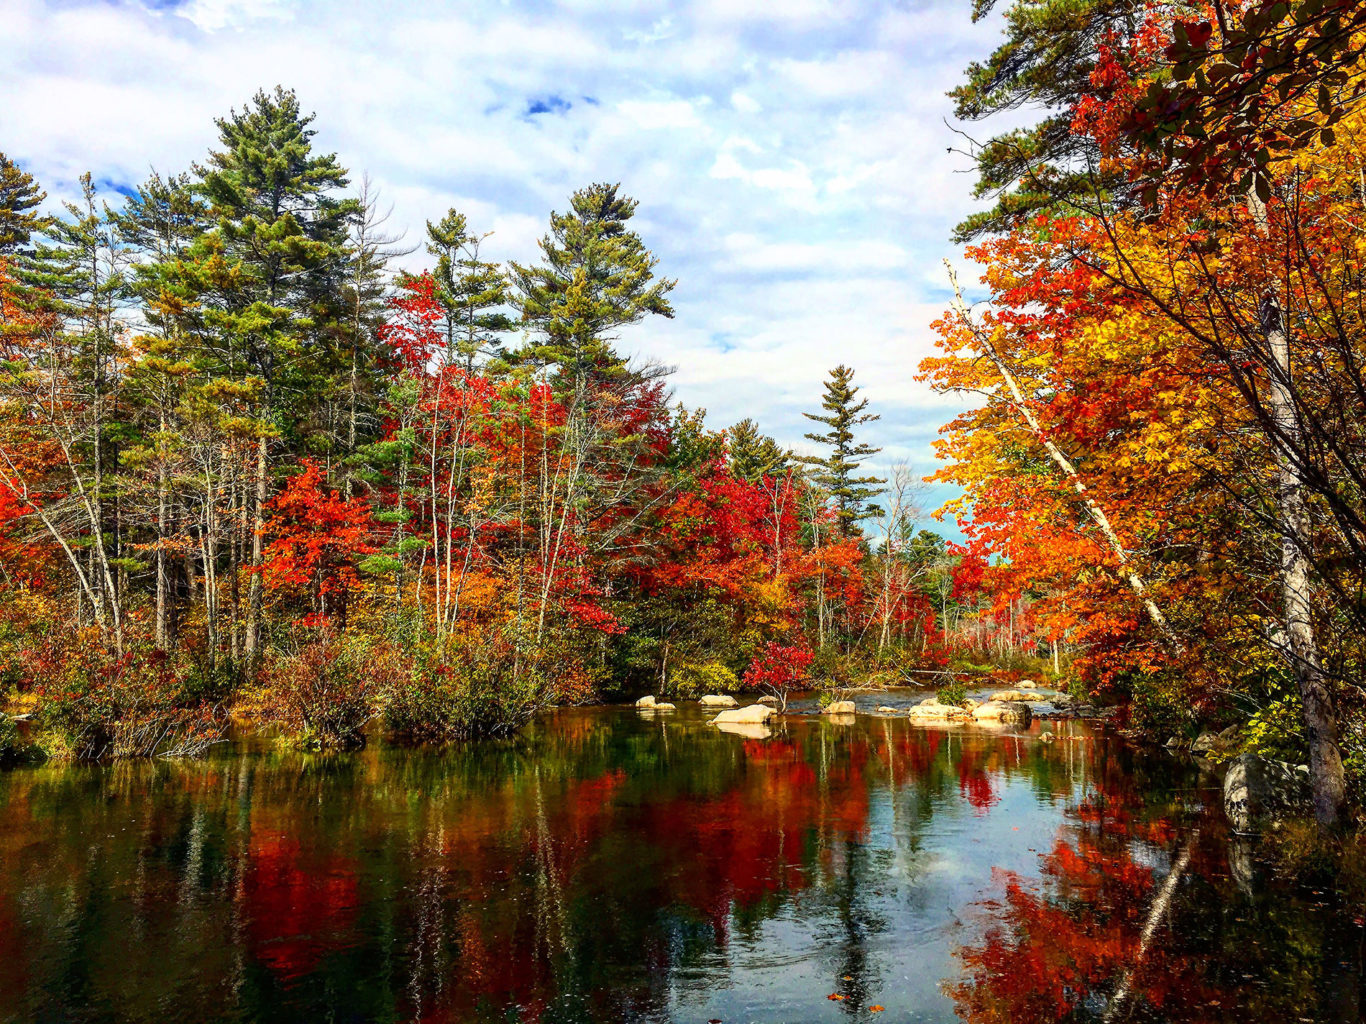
[3,0,1009,533]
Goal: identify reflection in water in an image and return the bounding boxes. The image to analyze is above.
[0,705,1359,1023]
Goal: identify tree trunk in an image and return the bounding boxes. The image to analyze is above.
[244,434,267,664]
[1260,291,1347,831]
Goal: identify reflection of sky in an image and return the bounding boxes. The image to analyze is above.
[2,0,1029,541]
[670,716,1099,1022]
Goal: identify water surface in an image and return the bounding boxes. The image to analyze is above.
[0,698,1360,1022]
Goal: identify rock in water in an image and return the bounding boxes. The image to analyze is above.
[654,702,676,710]
[699,694,739,708]
[907,699,971,721]
[635,695,657,708]
[1223,754,1311,834]
[1018,680,1038,689]
[972,701,1033,726]
[989,690,1032,703]
[1191,731,1218,755]
[876,706,898,713]
[757,695,779,706]
[712,704,774,725]
[822,700,856,715]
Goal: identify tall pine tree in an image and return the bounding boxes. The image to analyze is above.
[728,417,788,483]
[510,182,674,379]
[0,153,45,255]
[169,86,358,662]
[800,365,885,537]
[423,207,514,371]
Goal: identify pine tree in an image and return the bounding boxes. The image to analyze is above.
[800,365,885,536]
[510,182,674,379]
[113,171,207,648]
[0,153,46,255]
[728,418,788,483]
[951,0,1142,241]
[423,207,514,371]
[171,86,358,662]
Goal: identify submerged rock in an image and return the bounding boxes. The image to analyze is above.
[822,700,856,715]
[973,701,1033,726]
[712,704,773,725]
[714,720,772,740]
[1223,754,1311,834]
[699,694,738,708]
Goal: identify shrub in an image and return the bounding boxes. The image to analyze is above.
[34,638,227,759]
[937,680,968,707]
[1124,670,1198,739]
[383,633,552,742]
[0,713,40,766]
[669,660,739,697]
[255,633,400,749]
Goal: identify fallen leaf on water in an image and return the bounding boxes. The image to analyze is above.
[870,1006,885,1013]
[827,993,846,1001]
[842,975,853,981]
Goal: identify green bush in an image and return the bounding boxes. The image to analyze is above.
[384,636,550,742]
[937,680,968,707]
[668,660,738,697]
[1124,670,1197,739]
[257,634,396,750]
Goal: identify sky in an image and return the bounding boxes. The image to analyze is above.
[2,0,1010,536]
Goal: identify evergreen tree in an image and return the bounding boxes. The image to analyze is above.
[951,0,1143,241]
[510,182,674,378]
[423,207,514,371]
[728,417,788,483]
[800,365,885,536]
[112,171,207,648]
[171,86,358,661]
[0,153,46,255]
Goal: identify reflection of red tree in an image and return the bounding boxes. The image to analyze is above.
[957,749,999,812]
[953,830,1225,1023]
[244,831,360,981]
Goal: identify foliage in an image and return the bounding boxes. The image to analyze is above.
[668,659,739,697]
[936,680,968,708]
[33,638,226,759]
[743,641,813,696]
[252,633,398,750]
[383,631,554,741]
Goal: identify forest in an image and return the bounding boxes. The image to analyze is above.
[0,89,973,763]
[2,0,1365,841]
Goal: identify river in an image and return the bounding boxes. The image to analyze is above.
[0,693,1360,1022]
